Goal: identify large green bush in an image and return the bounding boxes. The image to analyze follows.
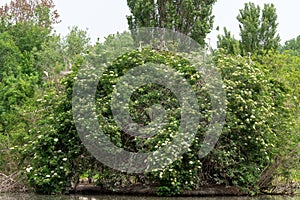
[19,35,295,195]
[22,47,210,194]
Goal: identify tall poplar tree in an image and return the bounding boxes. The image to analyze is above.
[126,0,216,47]
[237,2,280,55]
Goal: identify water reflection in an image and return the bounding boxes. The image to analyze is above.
[0,194,299,200]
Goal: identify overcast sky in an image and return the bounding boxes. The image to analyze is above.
[1,0,299,48]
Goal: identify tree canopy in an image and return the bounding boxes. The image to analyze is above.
[127,0,216,46]
[218,2,280,55]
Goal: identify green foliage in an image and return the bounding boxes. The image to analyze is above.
[0,1,298,194]
[202,51,294,193]
[20,58,92,194]
[32,34,65,81]
[216,3,298,190]
[91,32,134,63]
[0,32,38,130]
[127,0,216,46]
[16,30,298,196]
[218,3,280,55]
[254,51,300,187]
[0,0,59,52]
[0,32,21,82]
[237,3,280,55]
[6,21,51,52]
[0,31,39,173]
[282,35,300,56]
[64,27,90,64]
[17,27,93,194]
[217,27,240,55]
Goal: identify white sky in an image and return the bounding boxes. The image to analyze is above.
[0,0,299,48]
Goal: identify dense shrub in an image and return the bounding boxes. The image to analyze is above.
[19,40,295,195]
[202,51,294,193]
[254,51,300,188]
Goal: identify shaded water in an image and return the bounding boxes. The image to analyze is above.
[0,194,299,200]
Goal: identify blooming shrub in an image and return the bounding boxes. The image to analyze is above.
[200,51,293,193]
[20,46,295,195]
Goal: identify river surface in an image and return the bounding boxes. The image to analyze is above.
[0,194,299,200]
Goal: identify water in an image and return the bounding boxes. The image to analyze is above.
[0,194,299,200]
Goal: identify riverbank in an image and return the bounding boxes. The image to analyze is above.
[1,172,299,197]
[72,183,300,197]
[0,173,27,193]
[1,193,300,200]
[72,184,246,196]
